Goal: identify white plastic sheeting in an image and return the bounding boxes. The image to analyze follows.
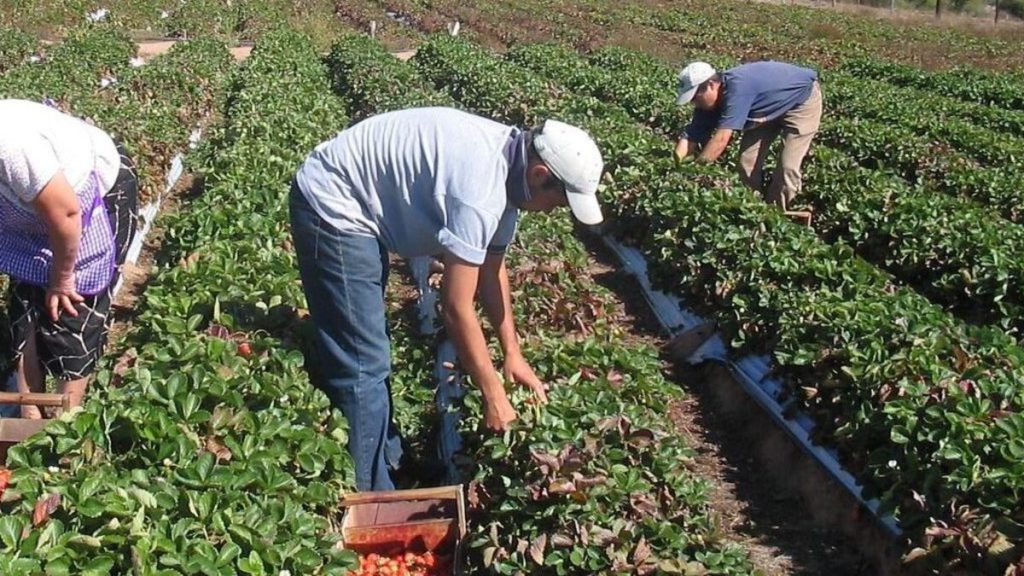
[599,234,900,537]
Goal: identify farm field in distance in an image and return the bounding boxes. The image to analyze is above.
[1,1,1024,574]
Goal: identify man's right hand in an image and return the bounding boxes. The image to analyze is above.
[483,394,517,432]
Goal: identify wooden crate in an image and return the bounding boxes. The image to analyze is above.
[784,209,813,227]
[339,485,466,574]
[0,392,69,461]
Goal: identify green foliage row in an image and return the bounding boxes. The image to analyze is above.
[411,35,1024,573]
[0,28,362,575]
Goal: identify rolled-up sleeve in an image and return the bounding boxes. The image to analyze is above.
[437,195,499,265]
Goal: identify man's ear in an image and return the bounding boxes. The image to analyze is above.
[528,161,550,178]
[526,161,551,189]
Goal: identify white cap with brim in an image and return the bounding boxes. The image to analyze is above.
[676,61,717,105]
[533,119,605,225]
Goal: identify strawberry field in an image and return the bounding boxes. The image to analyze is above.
[2,2,1024,575]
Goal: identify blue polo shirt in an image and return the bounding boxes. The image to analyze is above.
[295,107,519,265]
[683,61,818,143]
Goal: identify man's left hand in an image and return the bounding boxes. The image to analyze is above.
[503,354,548,404]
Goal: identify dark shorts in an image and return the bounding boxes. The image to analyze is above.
[7,145,139,381]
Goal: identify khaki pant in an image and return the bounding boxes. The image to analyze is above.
[737,81,822,211]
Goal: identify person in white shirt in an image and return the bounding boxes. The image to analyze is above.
[291,107,604,490]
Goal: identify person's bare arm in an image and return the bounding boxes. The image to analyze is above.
[442,253,518,431]
[477,251,547,403]
[32,172,84,320]
[697,129,734,163]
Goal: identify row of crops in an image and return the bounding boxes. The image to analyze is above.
[2,9,1024,576]
[626,52,1024,337]
[0,0,341,45]
[6,0,1024,72]
[0,26,765,575]
[387,34,1024,573]
[317,0,1024,71]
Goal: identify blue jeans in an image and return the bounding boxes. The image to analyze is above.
[289,182,403,491]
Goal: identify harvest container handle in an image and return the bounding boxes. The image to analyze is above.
[340,485,462,506]
[0,392,71,411]
[340,485,466,538]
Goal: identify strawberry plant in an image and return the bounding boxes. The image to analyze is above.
[413,35,1024,573]
[325,34,454,122]
[0,26,35,73]
[511,42,1024,341]
[840,57,1024,113]
[0,22,134,107]
[0,28,364,575]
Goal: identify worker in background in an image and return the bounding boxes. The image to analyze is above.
[674,60,822,213]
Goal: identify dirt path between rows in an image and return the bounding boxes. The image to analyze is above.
[135,40,252,61]
[580,234,885,576]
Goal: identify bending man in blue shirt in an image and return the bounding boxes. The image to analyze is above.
[674,60,822,211]
[290,107,604,491]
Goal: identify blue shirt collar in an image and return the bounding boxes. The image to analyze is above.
[504,128,530,208]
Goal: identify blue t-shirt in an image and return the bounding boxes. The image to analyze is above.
[295,107,519,266]
[683,61,818,143]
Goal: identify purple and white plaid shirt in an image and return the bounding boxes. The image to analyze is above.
[0,171,116,295]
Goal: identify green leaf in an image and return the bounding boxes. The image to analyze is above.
[81,555,115,575]
[67,534,103,549]
[216,541,241,567]
[195,452,216,483]
[0,516,24,549]
[130,488,158,509]
[890,426,911,445]
[238,550,265,575]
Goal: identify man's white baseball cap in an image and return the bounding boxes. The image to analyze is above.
[533,119,604,225]
[676,61,717,105]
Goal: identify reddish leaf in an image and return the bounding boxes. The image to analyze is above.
[632,538,651,567]
[558,445,585,475]
[178,250,201,269]
[573,473,608,489]
[606,369,624,387]
[206,324,231,340]
[590,526,618,546]
[204,436,232,462]
[528,534,547,565]
[32,493,61,527]
[548,479,576,495]
[630,492,660,519]
[111,349,138,387]
[0,469,10,498]
[626,428,657,448]
[530,450,561,475]
[466,480,482,508]
[551,533,574,548]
